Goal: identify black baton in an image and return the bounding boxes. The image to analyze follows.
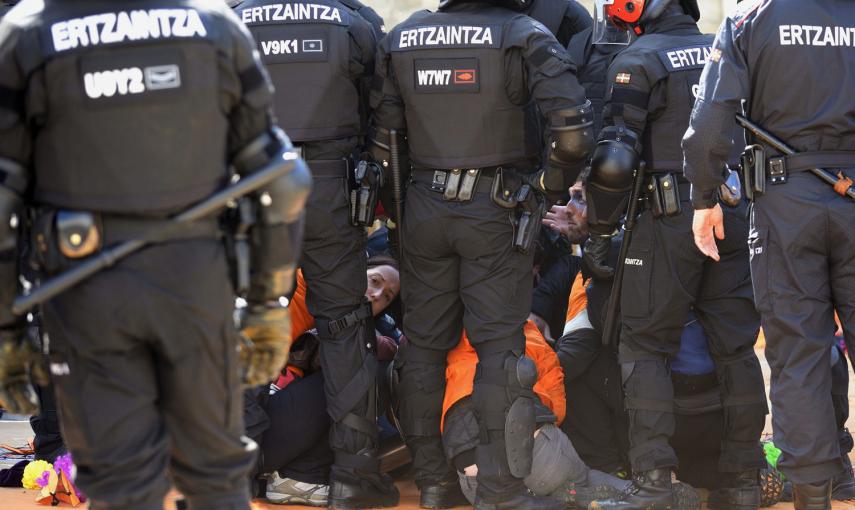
[389,129,405,261]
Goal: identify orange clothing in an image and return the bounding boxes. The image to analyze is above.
[290,269,315,340]
[441,321,566,431]
[565,272,588,326]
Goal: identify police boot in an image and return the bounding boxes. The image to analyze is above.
[793,480,832,510]
[419,480,471,509]
[588,468,674,510]
[831,456,855,501]
[708,470,761,510]
[328,470,400,510]
[473,492,564,510]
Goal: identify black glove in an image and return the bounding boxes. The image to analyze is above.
[526,169,566,206]
[0,326,47,415]
[583,234,615,280]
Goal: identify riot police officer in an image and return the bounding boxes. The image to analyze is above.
[583,0,768,508]
[371,1,593,508]
[232,1,399,509]
[684,0,855,508]
[0,1,311,509]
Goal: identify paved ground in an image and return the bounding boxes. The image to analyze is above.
[2,347,855,509]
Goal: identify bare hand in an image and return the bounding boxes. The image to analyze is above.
[692,204,725,262]
[542,204,574,240]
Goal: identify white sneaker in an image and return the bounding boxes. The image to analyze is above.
[266,472,330,506]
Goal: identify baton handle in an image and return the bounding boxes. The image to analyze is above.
[736,115,855,200]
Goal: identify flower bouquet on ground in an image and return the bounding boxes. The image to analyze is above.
[22,453,86,507]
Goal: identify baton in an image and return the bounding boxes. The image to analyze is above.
[389,129,405,261]
[602,162,647,348]
[736,115,855,201]
[13,151,303,315]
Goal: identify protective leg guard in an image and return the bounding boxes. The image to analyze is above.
[318,302,399,509]
[472,351,539,503]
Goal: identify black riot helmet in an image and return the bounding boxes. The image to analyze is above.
[438,0,532,12]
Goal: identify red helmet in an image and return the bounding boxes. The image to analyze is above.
[604,0,698,33]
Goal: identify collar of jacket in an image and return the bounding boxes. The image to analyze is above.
[641,14,702,36]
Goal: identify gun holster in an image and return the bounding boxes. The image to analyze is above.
[741,144,767,200]
[512,184,545,255]
[223,198,256,296]
[350,160,384,227]
[646,173,682,218]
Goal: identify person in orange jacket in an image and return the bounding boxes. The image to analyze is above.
[439,321,634,509]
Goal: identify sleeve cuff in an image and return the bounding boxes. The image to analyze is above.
[691,187,719,210]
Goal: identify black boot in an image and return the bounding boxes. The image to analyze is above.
[473,492,565,510]
[328,472,400,510]
[793,480,832,510]
[588,468,674,510]
[548,479,624,510]
[708,470,761,510]
[832,457,855,501]
[419,481,471,509]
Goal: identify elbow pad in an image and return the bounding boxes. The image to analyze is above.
[233,130,313,302]
[368,125,393,169]
[542,102,595,192]
[0,158,25,326]
[585,127,641,234]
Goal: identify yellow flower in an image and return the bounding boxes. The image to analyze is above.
[22,460,53,490]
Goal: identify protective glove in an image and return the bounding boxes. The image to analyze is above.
[582,234,615,280]
[527,168,566,206]
[0,326,47,415]
[239,304,292,387]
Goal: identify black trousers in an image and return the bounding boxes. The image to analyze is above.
[44,240,254,510]
[619,200,767,473]
[395,180,534,500]
[561,349,629,474]
[260,372,334,484]
[301,175,380,483]
[751,172,854,484]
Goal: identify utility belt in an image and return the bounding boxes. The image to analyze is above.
[741,146,855,200]
[411,167,545,254]
[30,208,221,275]
[642,171,691,218]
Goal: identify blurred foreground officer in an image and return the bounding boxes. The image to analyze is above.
[684,0,855,508]
[0,1,311,509]
[371,0,593,508]
[233,0,400,508]
[583,0,767,508]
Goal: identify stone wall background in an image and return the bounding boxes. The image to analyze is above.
[372,0,738,35]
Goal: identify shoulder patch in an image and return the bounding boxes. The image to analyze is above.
[656,45,714,72]
[732,0,764,29]
[615,72,631,84]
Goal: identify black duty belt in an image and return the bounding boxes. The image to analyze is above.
[767,151,855,183]
[411,168,497,196]
[307,159,350,177]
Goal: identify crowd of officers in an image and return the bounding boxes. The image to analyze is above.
[0,0,852,510]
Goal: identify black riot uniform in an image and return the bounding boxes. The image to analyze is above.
[0,1,310,509]
[584,1,767,509]
[370,1,592,508]
[231,1,399,508]
[683,0,855,506]
[523,0,591,47]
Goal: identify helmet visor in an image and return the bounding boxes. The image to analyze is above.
[592,0,632,45]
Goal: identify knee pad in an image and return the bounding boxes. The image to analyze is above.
[392,345,447,440]
[504,355,538,478]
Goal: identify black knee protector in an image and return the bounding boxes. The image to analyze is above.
[586,127,640,235]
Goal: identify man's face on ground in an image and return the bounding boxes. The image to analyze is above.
[565,182,589,244]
